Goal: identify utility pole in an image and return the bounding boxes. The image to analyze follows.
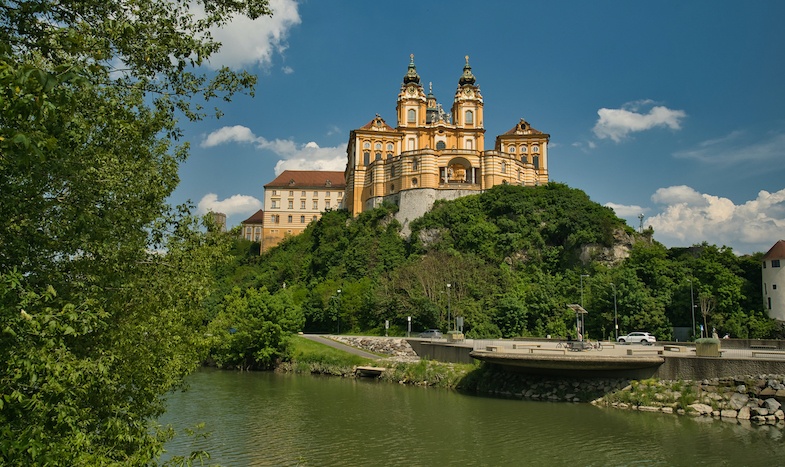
[611,283,618,340]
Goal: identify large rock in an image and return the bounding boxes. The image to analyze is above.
[729,393,749,410]
[737,406,751,420]
[763,398,781,412]
[720,409,738,419]
[688,403,713,416]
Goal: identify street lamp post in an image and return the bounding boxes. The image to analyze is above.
[446,283,452,332]
[688,279,696,339]
[336,289,341,335]
[579,274,589,339]
[611,283,618,340]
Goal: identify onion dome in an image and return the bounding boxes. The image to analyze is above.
[458,55,476,86]
[403,53,420,85]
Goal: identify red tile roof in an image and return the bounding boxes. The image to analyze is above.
[241,209,265,224]
[264,170,346,189]
[763,240,785,260]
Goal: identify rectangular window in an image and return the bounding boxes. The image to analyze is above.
[313,191,318,197]
[300,200,306,209]
[312,200,318,209]
[326,200,331,209]
[288,200,293,209]
[289,191,294,196]
[272,190,278,196]
[287,215,292,223]
[774,260,782,268]
[301,191,306,197]
[300,215,305,223]
[325,191,330,197]
[271,200,278,209]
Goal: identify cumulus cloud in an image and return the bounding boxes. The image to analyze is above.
[194,0,301,70]
[197,193,262,217]
[201,125,346,174]
[673,130,785,166]
[604,202,648,217]
[593,100,686,142]
[646,186,785,254]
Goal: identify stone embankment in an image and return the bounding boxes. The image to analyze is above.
[593,375,785,427]
[329,336,419,362]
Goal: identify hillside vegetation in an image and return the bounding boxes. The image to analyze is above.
[215,183,774,353]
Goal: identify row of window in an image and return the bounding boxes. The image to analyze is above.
[500,157,540,173]
[271,190,343,198]
[506,144,540,154]
[269,214,319,224]
[271,199,336,210]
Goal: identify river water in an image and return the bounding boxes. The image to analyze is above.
[159,368,785,466]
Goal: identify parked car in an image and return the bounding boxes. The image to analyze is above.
[617,332,656,344]
[419,329,443,338]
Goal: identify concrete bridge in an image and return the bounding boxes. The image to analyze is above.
[406,337,785,380]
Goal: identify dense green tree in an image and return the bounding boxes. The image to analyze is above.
[208,287,303,370]
[1,0,272,463]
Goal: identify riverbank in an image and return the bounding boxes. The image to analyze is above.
[278,335,785,427]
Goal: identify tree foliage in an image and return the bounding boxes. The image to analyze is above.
[244,183,776,342]
[1,0,272,464]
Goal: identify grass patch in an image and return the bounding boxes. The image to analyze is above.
[288,335,375,368]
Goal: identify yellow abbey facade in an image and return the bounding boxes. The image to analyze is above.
[344,55,550,229]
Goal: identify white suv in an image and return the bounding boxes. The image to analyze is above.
[618,332,656,345]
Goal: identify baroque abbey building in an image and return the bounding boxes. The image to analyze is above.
[344,55,550,231]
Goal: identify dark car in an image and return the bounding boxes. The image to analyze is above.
[419,329,443,338]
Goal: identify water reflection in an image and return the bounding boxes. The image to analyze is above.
[159,369,785,466]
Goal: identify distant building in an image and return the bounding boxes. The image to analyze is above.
[240,209,265,242]
[762,240,785,321]
[344,55,550,232]
[210,211,227,232]
[260,170,345,252]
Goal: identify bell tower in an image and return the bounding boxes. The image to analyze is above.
[397,54,426,129]
[451,56,485,151]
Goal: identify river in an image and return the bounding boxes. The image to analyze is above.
[159,368,785,466]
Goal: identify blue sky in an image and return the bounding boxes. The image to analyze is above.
[170,0,785,255]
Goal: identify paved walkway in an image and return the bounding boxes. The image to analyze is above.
[299,334,381,360]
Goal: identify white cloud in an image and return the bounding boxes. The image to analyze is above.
[201,125,346,174]
[605,202,648,217]
[673,130,785,166]
[646,186,785,254]
[281,65,294,74]
[196,0,301,70]
[197,193,262,216]
[593,100,686,142]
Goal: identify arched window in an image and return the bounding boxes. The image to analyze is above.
[390,166,396,177]
[375,142,382,150]
[501,162,507,173]
[390,184,395,193]
[521,156,527,163]
[436,141,446,150]
[363,141,370,149]
[509,145,516,153]
[375,152,382,161]
[386,143,394,151]
[532,145,540,153]
[465,110,474,124]
[407,109,416,123]
[412,177,418,187]
[363,152,370,165]
[412,158,419,171]
[533,155,540,169]
[386,152,393,159]
[520,144,528,153]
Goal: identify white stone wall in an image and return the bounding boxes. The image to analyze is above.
[763,260,785,321]
[390,188,482,236]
